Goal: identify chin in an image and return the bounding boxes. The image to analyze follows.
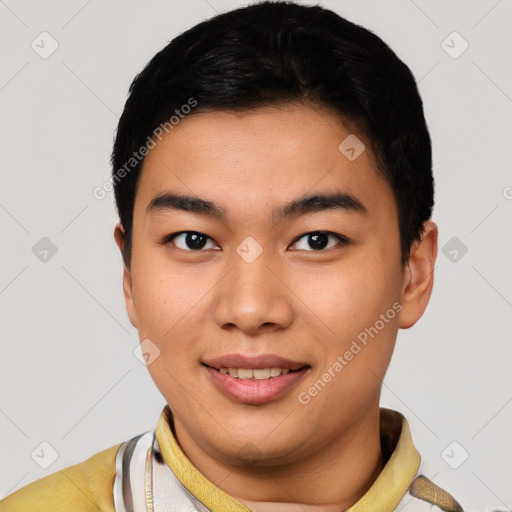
[210,431,306,468]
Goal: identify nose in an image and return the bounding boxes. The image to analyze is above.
[212,249,294,335]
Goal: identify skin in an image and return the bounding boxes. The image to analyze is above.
[114,103,438,511]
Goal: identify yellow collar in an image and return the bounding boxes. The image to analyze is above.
[155,405,420,512]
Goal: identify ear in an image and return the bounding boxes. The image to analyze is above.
[398,220,438,329]
[114,223,138,329]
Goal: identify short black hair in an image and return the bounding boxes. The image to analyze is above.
[111,0,434,268]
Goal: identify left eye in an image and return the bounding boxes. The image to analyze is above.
[291,231,347,251]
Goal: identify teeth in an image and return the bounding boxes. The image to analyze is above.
[220,367,293,379]
[253,368,270,379]
[238,368,253,379]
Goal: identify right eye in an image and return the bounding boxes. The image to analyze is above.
[164,231,220,251]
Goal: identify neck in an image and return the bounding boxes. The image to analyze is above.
[232,445,383,512]
[171,403,385,511]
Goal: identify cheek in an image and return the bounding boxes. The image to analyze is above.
[130,244,202,335]
[293,256,400,340]
[131,261,201,402]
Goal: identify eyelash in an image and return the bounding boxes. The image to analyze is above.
[162,231,349,252]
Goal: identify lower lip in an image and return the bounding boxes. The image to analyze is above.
[204,366,310,405]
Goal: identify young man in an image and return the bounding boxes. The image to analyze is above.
[0,1,464,511]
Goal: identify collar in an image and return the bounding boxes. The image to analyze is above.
[155,405,420,512]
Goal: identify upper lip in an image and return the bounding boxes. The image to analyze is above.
[202,353,309,371]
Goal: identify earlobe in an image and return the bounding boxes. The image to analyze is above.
[398,220,438,329]
[114,223,138,329]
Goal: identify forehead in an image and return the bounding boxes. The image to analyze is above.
[134,104,396,225]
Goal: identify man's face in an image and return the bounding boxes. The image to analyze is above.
[119,104,409,466]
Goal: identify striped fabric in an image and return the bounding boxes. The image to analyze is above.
[113,429,212,511]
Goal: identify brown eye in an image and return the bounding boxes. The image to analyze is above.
[291,231,348,251]
[166,231,219,251]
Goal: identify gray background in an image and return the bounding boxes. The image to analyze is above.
[1,0,511,510]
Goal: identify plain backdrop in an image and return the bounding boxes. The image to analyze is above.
[1,1,511,510]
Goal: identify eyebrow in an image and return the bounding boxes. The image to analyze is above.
[146,190,367,222]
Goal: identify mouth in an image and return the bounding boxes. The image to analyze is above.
[201,355,310,405]
[203,365,308,379]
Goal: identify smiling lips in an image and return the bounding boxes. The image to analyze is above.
[202,353,310,405]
